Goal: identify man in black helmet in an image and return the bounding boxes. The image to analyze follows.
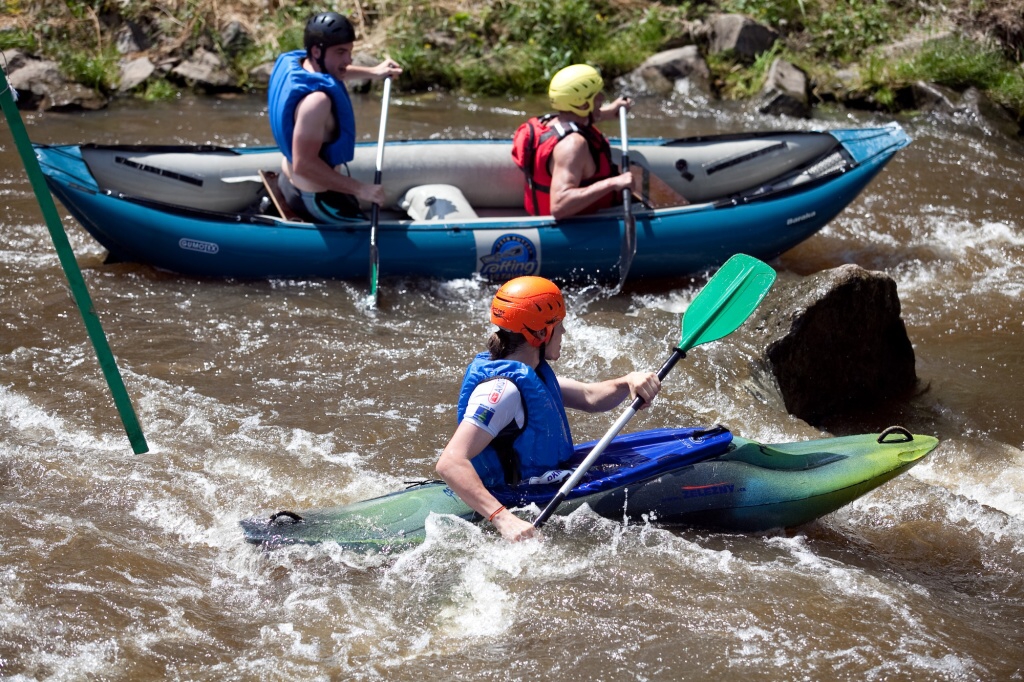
[268,12,402,222]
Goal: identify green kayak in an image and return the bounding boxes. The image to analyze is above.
[240,425,938,552]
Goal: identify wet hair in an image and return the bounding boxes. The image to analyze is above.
[487,329,532,360]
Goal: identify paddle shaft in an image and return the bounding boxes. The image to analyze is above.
[368,77,392,304]
[615,106,637,292]
[533,348,685,528]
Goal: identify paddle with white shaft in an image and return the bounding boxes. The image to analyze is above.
[533,253,777,528]
[613,105,636,293]
[367,76,392,308]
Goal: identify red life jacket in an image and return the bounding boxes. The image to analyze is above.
[511,114,618,216]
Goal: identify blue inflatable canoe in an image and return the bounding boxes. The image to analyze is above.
[34,124,910,282]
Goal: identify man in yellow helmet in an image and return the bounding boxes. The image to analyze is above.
[435,276,661,542]
[511,64,633,220]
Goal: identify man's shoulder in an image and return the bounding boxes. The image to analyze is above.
[551,130,591,157]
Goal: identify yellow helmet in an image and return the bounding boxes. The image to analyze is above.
[548,64,604,116]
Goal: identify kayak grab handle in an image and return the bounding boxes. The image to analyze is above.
[877,426,913,443]
[269,510,304,525]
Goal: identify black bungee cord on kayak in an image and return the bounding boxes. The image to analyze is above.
[878,426,915,443]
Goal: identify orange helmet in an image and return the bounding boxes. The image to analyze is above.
[490,276,565,348]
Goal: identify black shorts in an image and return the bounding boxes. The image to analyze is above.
[277,172,364,222]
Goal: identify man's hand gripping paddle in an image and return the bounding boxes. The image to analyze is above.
[533,253,777,528]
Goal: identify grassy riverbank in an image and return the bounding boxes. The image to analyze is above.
[1,0,1022,123]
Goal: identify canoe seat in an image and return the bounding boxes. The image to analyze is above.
[259,169,302,221]
[629,165,690,209]
[399,184,479,221]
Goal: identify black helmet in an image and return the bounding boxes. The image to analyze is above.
[304,12,356,53]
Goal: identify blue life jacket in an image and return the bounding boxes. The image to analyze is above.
[457,352,574,487]
[267,50,356,168]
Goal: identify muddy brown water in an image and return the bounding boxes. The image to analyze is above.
[1,90,1022,680]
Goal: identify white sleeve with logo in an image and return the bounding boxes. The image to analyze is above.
[461,377,526,438]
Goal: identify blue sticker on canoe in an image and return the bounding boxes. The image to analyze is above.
[478,233,538,279]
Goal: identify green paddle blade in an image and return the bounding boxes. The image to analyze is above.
[369,246,379,296]
[679,254,776,352]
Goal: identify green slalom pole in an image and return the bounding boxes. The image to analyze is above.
[0,69,149,454]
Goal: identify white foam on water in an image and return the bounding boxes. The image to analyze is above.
[257,622,323,665]
[765,534,913,613]
[866,650,975,681]
[898,217,1024,298]
[562,321,631,371]
[700,531,987,679]
[4,638,124,681]
[914,439,1024,522]
[131,490,217,548]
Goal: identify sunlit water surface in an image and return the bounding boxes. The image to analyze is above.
[1,90,1022,680]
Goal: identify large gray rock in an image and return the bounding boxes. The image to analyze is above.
[754,58,811,118]
[248,61,275,89]
[2,50,107,111]
[118,56,155,92]
[346,52,381,94]
[745,264,918,425]
[170,47,234,90]
[707,14,778,62]
[911,83,1021,137]
[114,21,150,54]
[623,46,711,97]
[220,20,254,57]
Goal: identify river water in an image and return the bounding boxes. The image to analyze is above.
[1,90,1022,680]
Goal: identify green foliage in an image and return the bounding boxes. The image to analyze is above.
[892,36,1024,115]
[389,0,665,94]
[720,0,910,64]
[142,78,180,101]
[707,42,786,99]
[807,0,895,62]
[719,0,808,31]
[59,48,119,93]
[894,36,1008,89]
[586,4,691,75]
[278,23,306,54]
[0,28,37,52]
[1,0,1020,124]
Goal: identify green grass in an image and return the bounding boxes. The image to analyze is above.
[0,27,37,52]
[59,48,120,93]
[887,36,1024,116]
[388,0,690,94]
[2,0,1020,124]
[712,42,790,98]
[141,79,180,101]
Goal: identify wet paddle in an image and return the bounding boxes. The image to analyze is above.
[614,106,637,293]
[533,253,777,528]
[367,76,392,308]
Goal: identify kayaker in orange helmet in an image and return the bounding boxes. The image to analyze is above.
[436,276,661,542]
[512,64,634,220]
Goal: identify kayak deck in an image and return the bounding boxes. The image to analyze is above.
[241,426,938,550]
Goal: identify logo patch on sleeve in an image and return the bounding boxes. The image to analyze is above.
[488,378,507,404]
[470,405,496,426]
